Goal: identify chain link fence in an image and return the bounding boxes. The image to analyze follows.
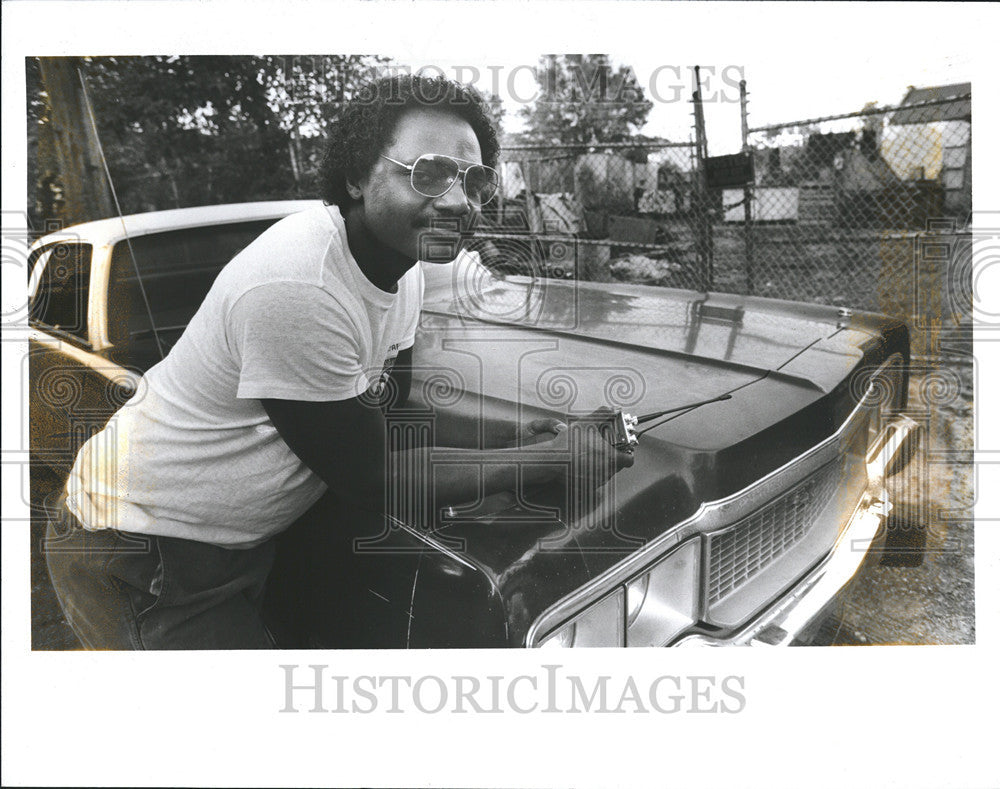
[734,91,971,325]
[471,140,715,291]
[475,89,971,358]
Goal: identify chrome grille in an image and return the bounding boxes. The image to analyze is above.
[708,461,841,604]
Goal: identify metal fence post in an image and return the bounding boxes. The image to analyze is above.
[740,79,755,295]
[692,66,713,291]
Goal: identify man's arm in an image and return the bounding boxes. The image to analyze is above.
[262,396,389,512]
[386,346,563,449]
[261,395,566,513]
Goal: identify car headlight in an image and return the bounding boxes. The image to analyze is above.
[625,540,700,647]
[537,540,701,648]
[539,622,577,649]
[626,574,649,626]
[538,589,624,648]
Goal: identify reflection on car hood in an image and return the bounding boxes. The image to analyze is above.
[420,259,867,398]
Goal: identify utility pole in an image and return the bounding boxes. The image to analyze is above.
[38,57,115,226]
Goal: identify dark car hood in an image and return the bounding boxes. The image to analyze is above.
[423,265,835,372]
[411,261,890,642]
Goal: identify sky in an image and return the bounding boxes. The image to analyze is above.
[396,51,976,154]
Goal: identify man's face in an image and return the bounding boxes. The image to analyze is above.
[351,107,484,264]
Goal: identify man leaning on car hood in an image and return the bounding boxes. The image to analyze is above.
[46,74,634,650]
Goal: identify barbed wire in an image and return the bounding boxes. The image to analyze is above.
[748,94,971,134]
[505,141,694,152]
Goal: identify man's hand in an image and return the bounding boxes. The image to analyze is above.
[517,417,568,446]
[546,407,636,487]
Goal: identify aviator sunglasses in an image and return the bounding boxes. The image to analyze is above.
[381,153,500,206]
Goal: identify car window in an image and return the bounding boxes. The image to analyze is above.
[27,247,53,287]
[29,243,93,343]
[107,219,279,352]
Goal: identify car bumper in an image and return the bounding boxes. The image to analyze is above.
[674,413,920,647]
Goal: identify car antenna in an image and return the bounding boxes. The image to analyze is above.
[634,393,733,437]
[77,66,166,362]
[602,394,734,453]
[635,394,733,425]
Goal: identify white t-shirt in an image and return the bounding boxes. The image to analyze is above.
[66,205,424,547]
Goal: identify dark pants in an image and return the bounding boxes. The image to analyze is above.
[263,491,413,649]
[45,496,276,650]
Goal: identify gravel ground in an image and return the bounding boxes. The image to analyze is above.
[813,360,976,645]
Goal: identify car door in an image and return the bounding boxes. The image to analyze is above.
[28,241,136,488]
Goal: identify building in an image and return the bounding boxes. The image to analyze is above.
[883,82,971,219]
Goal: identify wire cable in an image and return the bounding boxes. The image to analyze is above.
[77,66,166,361]
[634,394,733,437]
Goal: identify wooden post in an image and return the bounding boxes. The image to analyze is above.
[740,79,755,294]
[37,58,115,225]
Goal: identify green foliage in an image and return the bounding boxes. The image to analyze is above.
[28,55,389,225]
[26,58,52,227]
[519,55,653,146]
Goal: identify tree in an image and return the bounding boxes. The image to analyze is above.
[519,55,653,146]
[28,55,389,225]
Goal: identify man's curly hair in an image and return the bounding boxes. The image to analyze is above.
[319,74,501,208]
